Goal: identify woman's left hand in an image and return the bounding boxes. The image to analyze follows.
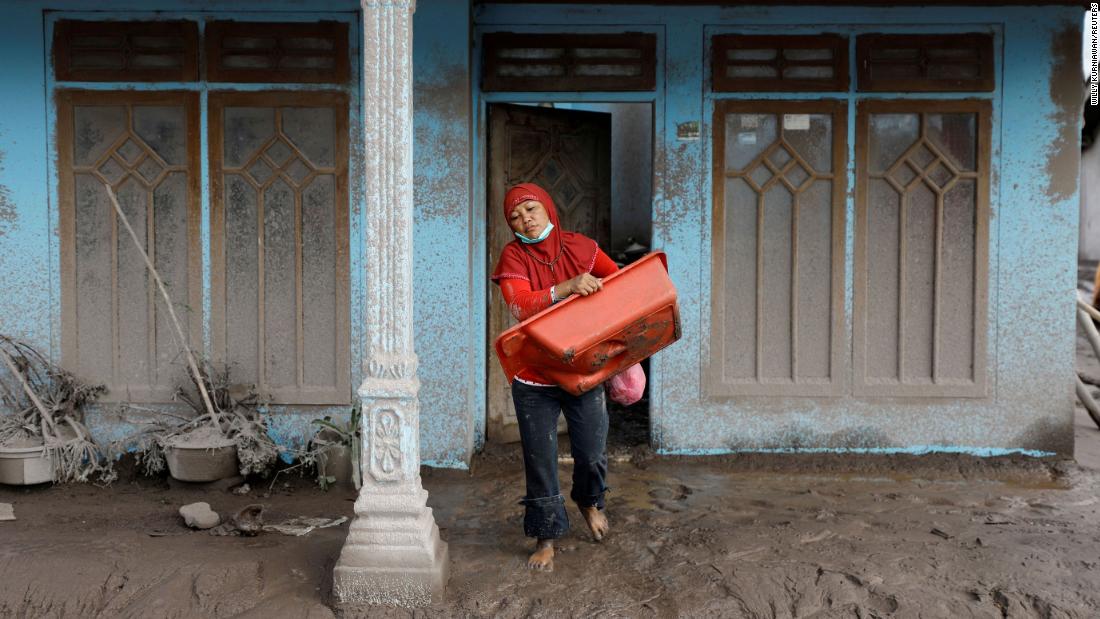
[561,273,603,297]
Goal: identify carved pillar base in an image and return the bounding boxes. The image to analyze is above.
[333,481,449,608]
[335,381,448,608]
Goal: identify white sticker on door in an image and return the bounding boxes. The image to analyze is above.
[784,114,810,130]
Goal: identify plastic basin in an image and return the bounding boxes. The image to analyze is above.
[495,251,681,395]
[0,445,53,485]
[164,442,239,482]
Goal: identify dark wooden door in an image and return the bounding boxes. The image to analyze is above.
[487,103,611,443]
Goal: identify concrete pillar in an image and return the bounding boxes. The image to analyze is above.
[333,0,449,608]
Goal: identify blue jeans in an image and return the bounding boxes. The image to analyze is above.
[511,380,609,540]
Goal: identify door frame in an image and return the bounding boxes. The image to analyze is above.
[485,102,614,443]
[471,24,666,450]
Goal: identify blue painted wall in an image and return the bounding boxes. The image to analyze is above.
[0,4,52,352]
[412,0,475,467]
[0,1,1084,466]
[469,4,1083,458]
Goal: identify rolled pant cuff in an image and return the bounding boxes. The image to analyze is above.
[570,488,608,510]
[519,494,569,539]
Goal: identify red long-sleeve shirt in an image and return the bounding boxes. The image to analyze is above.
[500,248,619,385]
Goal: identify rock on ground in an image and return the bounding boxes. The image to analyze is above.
[179,502,220,530]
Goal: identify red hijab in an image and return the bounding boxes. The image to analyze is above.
[490,183,599,290]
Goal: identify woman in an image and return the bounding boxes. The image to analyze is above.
[491,182,619,571]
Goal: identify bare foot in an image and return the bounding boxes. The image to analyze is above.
[528,538,554,571]
[581,506,609,542]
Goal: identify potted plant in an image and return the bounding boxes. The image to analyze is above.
[111,355,280,484]
[310,406,362,490]
[0,335,111,485]
[102,183,278,482]
[156,363,278,482]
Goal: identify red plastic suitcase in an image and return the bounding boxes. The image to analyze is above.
[494,251,681,395]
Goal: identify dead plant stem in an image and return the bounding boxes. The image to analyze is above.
[103,184,219,429]
[0,343,58,433]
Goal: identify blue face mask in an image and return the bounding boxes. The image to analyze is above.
[515,222,554,244]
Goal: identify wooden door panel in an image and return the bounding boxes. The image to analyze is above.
[487,103,611,443]
[853,101,989,398]
[209,91,350,405]
[57,91,201,403]
[706,100,847,397]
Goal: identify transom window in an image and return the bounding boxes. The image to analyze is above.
[711,34,849,92]
[53,20,200,82]
[482,32,657,92]
[856,34,995,92]
[53,19,349,84]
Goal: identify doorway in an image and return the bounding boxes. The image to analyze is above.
[485,101,654,448]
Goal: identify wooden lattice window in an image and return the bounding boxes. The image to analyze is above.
[209,92,350,405]
[205,21,350,84]
[853,100,990,397]
[712,35,848,92]
[482,32,657,92]
[857,34,995,92]
[57,91,202,402]
[707,100,847,397]
[53,20,199,82]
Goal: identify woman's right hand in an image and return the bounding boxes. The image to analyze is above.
[560,273,603,297]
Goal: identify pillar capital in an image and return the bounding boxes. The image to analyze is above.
[360,0,416,10]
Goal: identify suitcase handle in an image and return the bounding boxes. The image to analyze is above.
[604,341,627,358]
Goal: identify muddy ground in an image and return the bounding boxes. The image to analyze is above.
[2,421,1099,618]
[2,303,1100,617]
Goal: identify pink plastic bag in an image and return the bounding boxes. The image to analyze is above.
[607,363,646,405]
